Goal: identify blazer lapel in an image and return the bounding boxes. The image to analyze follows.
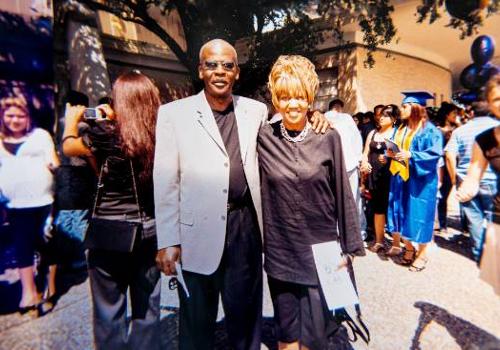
[195,91,228,157]
[233,95,250,164]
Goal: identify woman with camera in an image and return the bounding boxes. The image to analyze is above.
[0,97,59,315]
[62,72,161,350]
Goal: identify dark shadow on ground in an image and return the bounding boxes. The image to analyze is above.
[433,213,475,261]
[411,302,500,350]
[434,234,474,261]
[160,309,355,349]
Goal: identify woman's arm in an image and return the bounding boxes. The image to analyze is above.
[456,142,488,202]
[360,129,374,174]
[62,104,92,157]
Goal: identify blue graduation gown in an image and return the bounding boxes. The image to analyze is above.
[387,122,443,243]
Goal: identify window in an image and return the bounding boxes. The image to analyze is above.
[314,67,338,112]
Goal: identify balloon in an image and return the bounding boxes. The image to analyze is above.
[460,64,482,90]
[455,91,478,104]
[477,64,500,85]
[471,35,495,65]
[445,0,488,20]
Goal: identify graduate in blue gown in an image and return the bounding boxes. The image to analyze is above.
[386,91,443,271]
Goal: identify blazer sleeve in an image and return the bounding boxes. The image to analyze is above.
[153,107,181,249]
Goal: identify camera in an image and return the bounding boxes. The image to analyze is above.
[83,108,106,120]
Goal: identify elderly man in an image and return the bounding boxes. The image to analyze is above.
[154,39,326,350]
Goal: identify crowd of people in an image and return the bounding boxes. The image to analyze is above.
[0,38,498,349]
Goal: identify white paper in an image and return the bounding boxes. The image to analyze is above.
[312,241,359,311]
[175,262,190,298]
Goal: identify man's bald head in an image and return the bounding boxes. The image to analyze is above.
[199,39,238,64]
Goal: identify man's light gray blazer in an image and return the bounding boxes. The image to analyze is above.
[153,90,267,275]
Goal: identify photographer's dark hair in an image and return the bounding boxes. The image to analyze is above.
[112,72,160,183]
[66,90,89,107]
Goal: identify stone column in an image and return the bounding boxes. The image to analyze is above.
[64,0,111,105]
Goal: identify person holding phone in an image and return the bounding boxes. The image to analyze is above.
[62,72,161,350]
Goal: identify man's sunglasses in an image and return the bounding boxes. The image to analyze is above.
[203,60,236,71]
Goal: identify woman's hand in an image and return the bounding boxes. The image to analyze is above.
[360,160,372,174]
[456,178,479,202]
[386,149,395,159]
[64,104,85,126]
[377,154,387,165]
[337,255,353,271]
[395,150,411,162]
[96,104,116,121]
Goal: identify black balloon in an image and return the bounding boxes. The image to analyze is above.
[477,64,500,85]
[460,63,481,90]
[446,0,483,20]
[471,35,495,65]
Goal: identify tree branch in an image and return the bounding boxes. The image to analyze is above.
[77,0,191,73]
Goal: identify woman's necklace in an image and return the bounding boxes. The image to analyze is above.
[280,121,311,143]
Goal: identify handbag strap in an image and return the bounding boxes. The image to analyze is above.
[128,159,145,224]
[91,157,145,224]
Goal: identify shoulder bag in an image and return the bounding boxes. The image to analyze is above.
[83,158,143,252]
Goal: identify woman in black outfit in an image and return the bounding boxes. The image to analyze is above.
[257,55,365,350]
[62,72,161,350]
[361,105,401,253]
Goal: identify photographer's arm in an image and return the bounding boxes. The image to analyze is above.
[62,104,92,157]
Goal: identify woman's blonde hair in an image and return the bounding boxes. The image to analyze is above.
[0,97,32,136]
[268,55,319,109]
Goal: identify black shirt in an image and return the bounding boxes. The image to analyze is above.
[212,104,248,204]
[2,141,23,155]
[257,121,365,286]
[82,120,155,218]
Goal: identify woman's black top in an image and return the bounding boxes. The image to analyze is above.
[366,131,391,191]
[476,127,500,224]
[2,141,24,155]
[82,120,155,219]
[257,121,365,286]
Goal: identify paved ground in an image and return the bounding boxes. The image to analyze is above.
[1,193,500,349]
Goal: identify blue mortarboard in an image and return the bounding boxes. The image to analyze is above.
[401,91,434,106]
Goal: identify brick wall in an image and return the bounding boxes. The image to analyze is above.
[355,47,452,113]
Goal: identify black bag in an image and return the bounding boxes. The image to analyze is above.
[84,159,144,252]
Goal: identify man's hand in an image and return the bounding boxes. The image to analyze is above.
[156,246,181,275]
[309,110,330,134]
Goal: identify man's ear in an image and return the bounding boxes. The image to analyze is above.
[235,67,240,81]
[198,65,204,80]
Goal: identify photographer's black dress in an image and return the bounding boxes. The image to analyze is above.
[82,120,160,350]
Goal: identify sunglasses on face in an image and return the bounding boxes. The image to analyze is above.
[203,60,236,71]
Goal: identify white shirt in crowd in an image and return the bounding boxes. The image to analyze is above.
[325,110,363,172]
[0,128,57,208]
